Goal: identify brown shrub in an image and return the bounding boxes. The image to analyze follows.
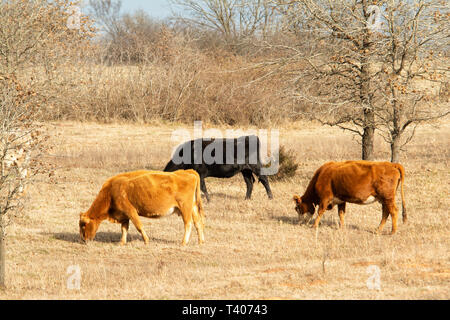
[12,25,294,126]
[269,145,300,181]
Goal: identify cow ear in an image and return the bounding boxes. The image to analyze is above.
[293,195,302,204]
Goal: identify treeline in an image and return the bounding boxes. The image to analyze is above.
[0,0,309,125]
[71,0,313,125]
[0,0,448,158]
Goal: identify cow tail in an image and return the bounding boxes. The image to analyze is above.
[395,164,407,223]
[195,175,205,219]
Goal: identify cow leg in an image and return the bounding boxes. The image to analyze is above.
[252,165,273,199]
[116,198,150,244]
[338,203,346,229]
[313,204,326,229]
[182,221,193,246]
[200,177,210,202]
[129,213,150,244]
[259,175,273,199]
[242,170,254,200]
[181,214,193,246]
[120,220,129,245]
[387,201,399,235]
[176,199,198,246]
[377,203,390,234]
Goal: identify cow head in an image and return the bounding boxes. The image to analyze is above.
[293,195,315,224]
[79,213,100,243]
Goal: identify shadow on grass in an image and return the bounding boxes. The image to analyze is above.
[49,232,176,245]
[269,215,369,232]
[211,192,242,200]
[272,215,300,225]
[316,219,363,231]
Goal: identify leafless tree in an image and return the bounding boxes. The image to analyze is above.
[88,0,169,64]
[265,0,449,161]
[0,74,50,288]
[370,1,449,162]
[0,0,92,288]
[170,0,278,47]
[0,0,93,75]
[88,0,123,38]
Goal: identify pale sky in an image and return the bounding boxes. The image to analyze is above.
[82,0,174,19]
[119,0,173,18]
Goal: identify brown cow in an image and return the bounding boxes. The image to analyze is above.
[293,161,406,234]
[79,169,205,245]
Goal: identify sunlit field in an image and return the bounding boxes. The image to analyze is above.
[1,120,448,299]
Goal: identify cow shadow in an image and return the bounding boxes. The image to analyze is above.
[271,215,300,225]
[210,192,242,200]
[49,232,176,245]
[317,219,369,232]
[269,215,367,232]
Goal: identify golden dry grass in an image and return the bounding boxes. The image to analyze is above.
[1,120,449,299]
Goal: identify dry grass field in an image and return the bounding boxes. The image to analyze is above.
[0,120,449,299]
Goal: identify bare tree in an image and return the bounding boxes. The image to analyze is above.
[0,75,49,288]
[170,0,278,46]
[88,0,123,38]
[370,1,449,162]
[88,1,169,64]
[271,0,390,160]
[0,0,92,288]
[267,0,449,161]
[0,0,93,75]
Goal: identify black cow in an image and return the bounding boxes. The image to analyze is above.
[164,135,273,201]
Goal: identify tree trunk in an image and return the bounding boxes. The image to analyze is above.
[362,127,375,160]
[362,108,375,160]
[360,38,375,161]
[390,84,401,163]
[0,224,5,289]
[390,135,401,163]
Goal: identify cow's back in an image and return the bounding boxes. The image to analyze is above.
[316,161,401,200]
[165,136,262,177]
[171,136,261,164]
[115,171,198,217]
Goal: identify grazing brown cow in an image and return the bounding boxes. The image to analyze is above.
[79,169,205,245]
[293,161,406,234]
